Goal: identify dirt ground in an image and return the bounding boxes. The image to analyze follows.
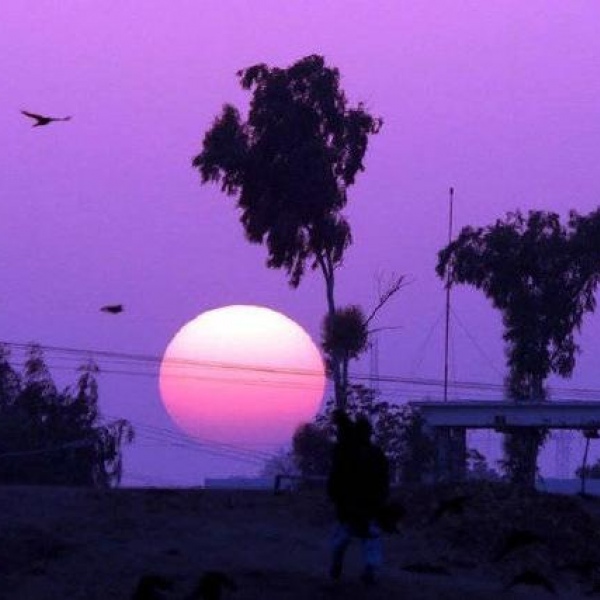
[0,483,598,599]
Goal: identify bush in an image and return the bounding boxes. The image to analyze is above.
[0,344,134,487]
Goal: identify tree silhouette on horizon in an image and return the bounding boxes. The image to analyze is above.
[192,54,382,408]
[437,209,600,487]
[0,344,134,487]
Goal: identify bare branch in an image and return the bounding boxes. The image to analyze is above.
[365,273,411,326]
[367,325,404,335]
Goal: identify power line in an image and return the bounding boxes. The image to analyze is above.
[3,339,600,401]
[108,415,274,462]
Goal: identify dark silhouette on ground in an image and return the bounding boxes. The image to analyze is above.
[21,110,72,127]
[401,563,451,576]
[429,494,471,523]
[186,571,237,600]
[559,559,600,580]
[505,569,556,594]
[327,412,390,585]
[376,500,405,533]
[4,483,600,599]
[131,574,175,600]
[493,529,546,561]
[586,578,600,596]
[100,304,124,314]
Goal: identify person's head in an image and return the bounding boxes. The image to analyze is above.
[354,415,373,444]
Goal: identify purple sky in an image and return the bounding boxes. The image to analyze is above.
[3,2,600,485]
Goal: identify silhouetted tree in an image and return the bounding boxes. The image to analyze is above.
[437,210,600,487]
[292,422,332,478]
[0,344,134,487]
[466,448,501,481]
[321,305,368,395]
[192,55,382,408]
[313,385,434,483]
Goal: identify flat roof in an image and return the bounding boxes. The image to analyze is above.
[407,400,600,429]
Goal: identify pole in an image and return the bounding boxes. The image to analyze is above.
[580,435,591,496]
[443,187,454,402]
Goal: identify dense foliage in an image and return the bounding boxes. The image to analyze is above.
[287,385,435,483]
[437,209,600,486]
[192,54,382,409]
[193,54,381,290]
[0,344,134,487]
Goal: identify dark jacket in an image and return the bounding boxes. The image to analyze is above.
[327,438,390,535]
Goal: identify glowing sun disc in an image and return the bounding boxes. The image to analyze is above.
[159,305,326,446]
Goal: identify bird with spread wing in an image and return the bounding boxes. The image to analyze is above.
[101,304,124,315]
[21,110,72,127]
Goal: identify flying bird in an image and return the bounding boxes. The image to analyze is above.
[505,570,556,594]
[493,529,545,562]
[186,571,237,600]
[131,574,175,600]
[101,304,124,314]
[21,110,72,127]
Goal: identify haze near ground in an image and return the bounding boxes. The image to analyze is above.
[3,482,600,599]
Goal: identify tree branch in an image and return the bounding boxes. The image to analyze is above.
[365,273,410,326]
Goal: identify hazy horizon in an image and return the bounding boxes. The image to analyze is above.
[3,1,600,485]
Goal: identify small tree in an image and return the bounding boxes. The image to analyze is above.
[314,384,434,483]
[0,344,134,487]
[321,305,368,399]
[319,274,407,408]
[292,422,332,478]
[466,448,501,481]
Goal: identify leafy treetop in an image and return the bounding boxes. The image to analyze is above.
[437,210,600,400]
[193,54,382,288]
[0,344,134,487]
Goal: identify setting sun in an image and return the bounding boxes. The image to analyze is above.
[159,305,326,447]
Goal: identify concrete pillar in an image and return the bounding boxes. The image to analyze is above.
[433,426,467,482]
[450,427,467,481]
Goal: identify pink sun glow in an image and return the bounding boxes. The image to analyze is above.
[159,305,326,447]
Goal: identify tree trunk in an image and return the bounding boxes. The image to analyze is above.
[503,427,545,488]
[320,258,346,410]
[504,375,547,488]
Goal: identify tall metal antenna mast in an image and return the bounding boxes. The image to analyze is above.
[443,187,454,402]
[369,333,380,390]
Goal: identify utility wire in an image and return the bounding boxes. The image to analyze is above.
[3,339,600,400]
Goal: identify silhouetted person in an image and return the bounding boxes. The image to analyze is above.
[327,414,390,585]
[186,571,237,600]
[101,304,124,314]
[21,110,72,127]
